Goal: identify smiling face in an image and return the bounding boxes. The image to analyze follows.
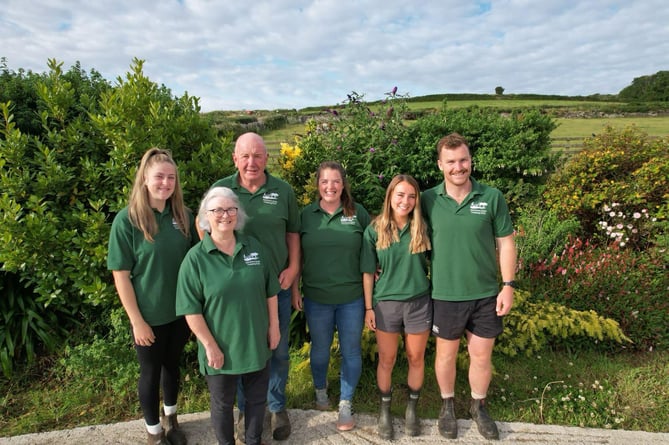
[233,133,268,187]
[144,161,176,209]
[318,167,343,207]
[437,144,472,188]
[391,180,417,225]
[206,196,238,236]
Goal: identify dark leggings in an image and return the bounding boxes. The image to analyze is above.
[135,317,191,426]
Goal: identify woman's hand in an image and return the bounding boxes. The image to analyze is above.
[205,344,225,369]
[365,309,376,331]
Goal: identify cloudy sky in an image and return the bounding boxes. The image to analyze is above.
[2,0,668,112]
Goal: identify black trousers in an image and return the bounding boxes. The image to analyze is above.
[205,362,270,445]
[134,317,190,426]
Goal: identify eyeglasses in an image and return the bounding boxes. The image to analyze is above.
[207,207,238,217]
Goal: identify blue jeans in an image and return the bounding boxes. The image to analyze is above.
[238,288,291,413]
[304,296,364,402]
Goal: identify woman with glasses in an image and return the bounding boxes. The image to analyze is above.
[176,186,280,445]
[108,148,198,445]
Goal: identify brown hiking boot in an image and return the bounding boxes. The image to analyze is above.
[271,409,291,440]
[147,430,171,445]
[470,398,500,440]
[162,412,187,445]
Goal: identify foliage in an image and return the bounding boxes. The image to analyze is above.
[279,89,411,213]
[543,126,669,238]
[514,205,582,273]
[496,291,630,357]
[278,89,559,214]
[59,307,138,398]
[619,70,669,102]
[527,237,669,351]
[0,58,233,376]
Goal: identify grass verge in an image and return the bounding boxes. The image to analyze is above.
[1,346,667,437]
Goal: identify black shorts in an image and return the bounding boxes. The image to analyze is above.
[431,295,503,340]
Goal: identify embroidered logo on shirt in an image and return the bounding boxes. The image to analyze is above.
[470,201,488,215]
[340,215,358,225]
[172,218,180,229]
[244,252,261,266]
[262,192,279,205]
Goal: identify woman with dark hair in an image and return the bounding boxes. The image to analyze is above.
[291,161,370,431]
[108,148,198,445]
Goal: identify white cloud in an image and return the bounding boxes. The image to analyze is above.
[2,0,668,111]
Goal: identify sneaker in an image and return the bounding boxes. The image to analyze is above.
[315,388,331,410]
[271,409,291,440]
[336,400,355,431]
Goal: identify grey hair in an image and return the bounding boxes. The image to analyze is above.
[197,186,247,233]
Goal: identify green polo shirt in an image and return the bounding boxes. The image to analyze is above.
[175,232,281,375]
[107,203,198,326]
[360,223,430,305]
[211,171,300,274]
[299,202,370,304]
[421,178,514,302]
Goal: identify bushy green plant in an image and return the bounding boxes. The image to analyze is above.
[515,205,582,274]
[543,126,669,237]
[279,91,559,213]
[280,90,411,212]
[527,238,668,351]
[0,58,234,375]
[496,291,630,357]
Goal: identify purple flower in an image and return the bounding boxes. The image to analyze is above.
[391,86,398,95]
[330,109,339,116]
[378,174,384,180]
[369,147,376,153]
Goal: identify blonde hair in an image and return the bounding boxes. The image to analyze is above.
[128,148,190,242]
[372,174,431,254]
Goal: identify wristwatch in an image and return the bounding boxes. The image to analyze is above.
[502,280,517,289]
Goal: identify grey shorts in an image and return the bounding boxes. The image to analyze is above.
[432,296,503,340]
[374,293,433,334]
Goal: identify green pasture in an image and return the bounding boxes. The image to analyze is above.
[553,116,669,138]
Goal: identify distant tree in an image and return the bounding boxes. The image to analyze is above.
[619,70,669,101]
[495,86,505,95]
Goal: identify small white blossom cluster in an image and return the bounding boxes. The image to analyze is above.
[597,203,657,248]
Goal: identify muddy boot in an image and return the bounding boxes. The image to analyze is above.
[470,398,499,440]
[437,397,457,439]
[378,392,393,440]
[147,430,171,445]
[404,388,421,436]
[162,412,187,445]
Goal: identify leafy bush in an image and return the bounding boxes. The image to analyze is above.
[496,291,631,357]
[514,205,582,273]
[0,58,234,376]
[279,90,559,214]
[543,126,669,238]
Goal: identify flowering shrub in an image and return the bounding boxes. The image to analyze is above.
[543,126,669,237]
[528,237,668,351]
[596,203,659,250]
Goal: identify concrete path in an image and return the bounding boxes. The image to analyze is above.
[1,409,668,444]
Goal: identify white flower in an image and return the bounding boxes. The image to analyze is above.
[633,212,641,219]
[609,211,616,217]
